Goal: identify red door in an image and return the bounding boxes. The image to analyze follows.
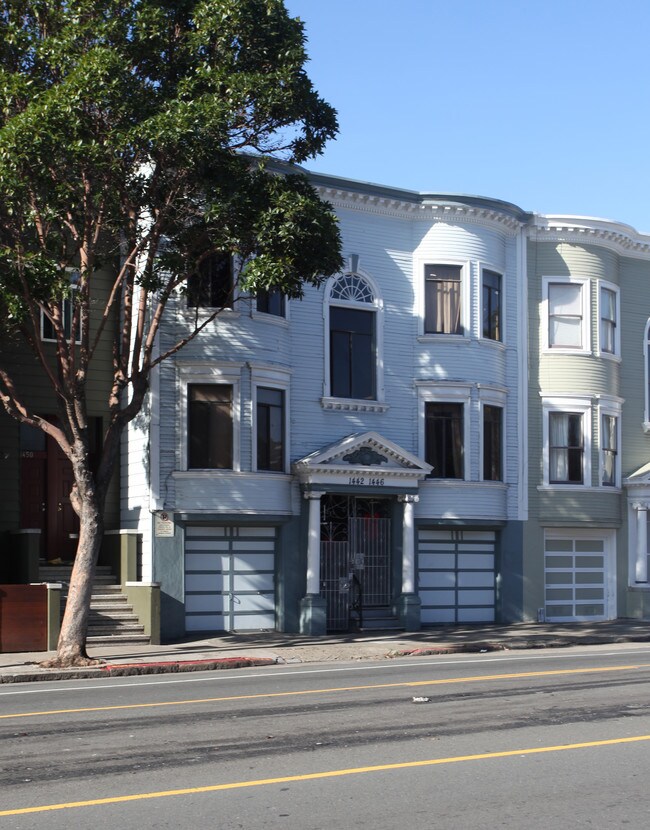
[46,436,79,561]
[20,423,79,562]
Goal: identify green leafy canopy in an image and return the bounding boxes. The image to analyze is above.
[0,0,343,318]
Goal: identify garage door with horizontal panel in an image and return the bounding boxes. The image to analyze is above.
[544,533,614,622]
[418,529,496,624]
[185,526,276,632]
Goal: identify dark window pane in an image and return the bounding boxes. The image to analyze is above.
[482,270,502,341]
[483,405,503,481]
[549,412,583,483]
[257,287,285,317]
[425,402,464,478]
[187,253,232,308]
[188,385,232,469]
[257,387,284,471]
[330,307,375,399]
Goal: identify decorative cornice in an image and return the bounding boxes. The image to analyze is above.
[316,186,525,233]
[531,215,650,259]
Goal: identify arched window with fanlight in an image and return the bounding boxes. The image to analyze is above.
[323,267,384,407]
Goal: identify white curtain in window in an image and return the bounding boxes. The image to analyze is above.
[433,281,461,333]
[549,413,569,481]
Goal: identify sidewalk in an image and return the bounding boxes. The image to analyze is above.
[2,619,650,683]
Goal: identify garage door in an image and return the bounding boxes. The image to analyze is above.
[185,526,276,632]
[418,529,496,624]
[544,533,614,622]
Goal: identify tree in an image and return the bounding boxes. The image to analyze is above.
[0,0,342,665]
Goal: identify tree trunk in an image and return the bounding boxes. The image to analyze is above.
[46,492,105,667]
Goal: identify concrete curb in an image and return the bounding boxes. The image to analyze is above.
[0,656,277,684]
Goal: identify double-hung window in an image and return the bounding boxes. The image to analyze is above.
[425,402,464,479]
[482,269,502,341]
[601,413,618,487]
[544,278,590,351]
[41,298,80,343]
[599,283,619,356]
[256,387,284,472]
[256,287,285,318]
[330,307,375,399]
[549,412,584,484]
[187,252,233,309]
[483,405,503,481]
[187,384,233,469]
[424,264,463,335]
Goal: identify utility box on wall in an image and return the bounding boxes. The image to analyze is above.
[0,584,47,652]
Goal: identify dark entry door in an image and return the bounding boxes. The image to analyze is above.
[20,422,79,561]
[320,495,391,631]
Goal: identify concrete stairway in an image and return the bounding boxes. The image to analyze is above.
[359,607,404,631]
[39,563,151,646]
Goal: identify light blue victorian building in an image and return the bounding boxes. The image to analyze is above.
[122,171,650,639]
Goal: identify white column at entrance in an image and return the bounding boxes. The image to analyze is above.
[304,492,322,595]
[634,502,649,583]
[398,494,419,593]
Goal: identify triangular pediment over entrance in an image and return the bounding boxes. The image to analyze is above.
[625,461,650,485]
[292,431,431,488]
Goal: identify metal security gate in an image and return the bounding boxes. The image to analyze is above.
[418,529,496,624]
[184,525,276,632]
[320,495,391,631]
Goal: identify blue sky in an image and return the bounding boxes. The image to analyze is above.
[285,0,650,232]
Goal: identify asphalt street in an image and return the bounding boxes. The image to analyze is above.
[2,644,650,828]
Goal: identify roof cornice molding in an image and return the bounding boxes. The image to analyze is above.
[317,186,525,233]
[531,215,650,259]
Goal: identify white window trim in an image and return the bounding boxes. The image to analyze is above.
[542,276,591,354]
[541,395,592,488]
[177,362,243,472]
[417,383,471,481]
[251,364,291,473]
[596,279,620,360]
[598,399,622,489]
[644,318,650,432]
[40,297,82,344]
[416,256,471,339]
[322,269,385,408]
[478,385,507,483]
[479,264,505,344]
[252,290,290,324]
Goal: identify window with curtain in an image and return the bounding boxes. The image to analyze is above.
[188,384,233,469]
[600,287,617,354]
[424,264,462,334]
[548,282,583,348]
[482,270,502,341]
[549,412,583,483]
[601,413,617,486]
[483,405,503,481]
[425,402,464,478]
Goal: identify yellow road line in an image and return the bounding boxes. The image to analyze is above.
[2,733,650,816]
[0,663,646,721]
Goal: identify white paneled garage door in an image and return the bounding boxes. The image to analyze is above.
[544,532,615,622]
[418,529,496,624]
[185,526,276,632]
